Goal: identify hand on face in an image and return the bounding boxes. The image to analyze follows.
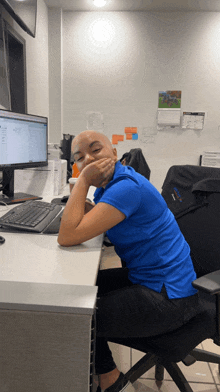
[80,158,115,188]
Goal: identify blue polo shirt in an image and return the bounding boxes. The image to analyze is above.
[94,161,197,299]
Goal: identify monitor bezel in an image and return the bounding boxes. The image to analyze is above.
[0,109,48,170]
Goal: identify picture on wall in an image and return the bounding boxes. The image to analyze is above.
[158,91,181,109]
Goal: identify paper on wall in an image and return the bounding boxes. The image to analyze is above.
[157,109,181,127]
[141,127,156,144]
[86,111,104,131]
[182,112,205,130]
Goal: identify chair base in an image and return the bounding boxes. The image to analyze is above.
[155,364,164,381]
[121,348,220,392]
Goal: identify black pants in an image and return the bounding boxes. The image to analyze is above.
[95,268,200,375]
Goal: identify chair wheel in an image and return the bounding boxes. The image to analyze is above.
[155,364,164,381]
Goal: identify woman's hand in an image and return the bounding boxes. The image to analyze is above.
[80,158,115,188]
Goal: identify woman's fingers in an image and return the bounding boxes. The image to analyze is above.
[82,158,115,187]
[98,160,115,187]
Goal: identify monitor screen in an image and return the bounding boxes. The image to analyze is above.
[0,109,48,169]
[0,0,37,38]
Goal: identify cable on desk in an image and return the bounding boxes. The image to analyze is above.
[0,200,9,212]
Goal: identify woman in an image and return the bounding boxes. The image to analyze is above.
[58,130,199,392]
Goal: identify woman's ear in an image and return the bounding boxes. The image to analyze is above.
[113,147,117,162]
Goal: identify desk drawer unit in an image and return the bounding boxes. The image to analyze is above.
[0,281,98,392]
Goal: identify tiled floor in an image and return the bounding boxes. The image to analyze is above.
[99,245,220,392]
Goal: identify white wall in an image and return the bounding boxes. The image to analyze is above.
[58,11,220,189]
[2,6,220,189]
[48,7,63,144]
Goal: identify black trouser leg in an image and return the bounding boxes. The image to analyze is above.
[95,268,132,374]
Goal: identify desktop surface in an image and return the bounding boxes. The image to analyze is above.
[0,185,102,287]
[0,221,103,287]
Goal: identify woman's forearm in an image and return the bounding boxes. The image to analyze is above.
[58,158,115,246]
[58,175,90,243]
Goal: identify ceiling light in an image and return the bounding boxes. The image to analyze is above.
[93,0,107,7]
[90,18,115,44]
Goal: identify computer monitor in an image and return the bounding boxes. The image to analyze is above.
[0,109,48,204]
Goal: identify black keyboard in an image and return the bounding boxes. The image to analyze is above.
[0,200,63,233]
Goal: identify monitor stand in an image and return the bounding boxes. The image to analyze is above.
[0,169,42,205]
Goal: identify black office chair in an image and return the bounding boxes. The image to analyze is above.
[161,164,220,277]
[106,271,220,392]
[120,148,151,181]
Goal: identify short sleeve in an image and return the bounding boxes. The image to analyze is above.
[98,177,141,218]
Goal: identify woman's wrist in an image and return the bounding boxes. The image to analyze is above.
[78,172,91,188]
[67,173,90,205]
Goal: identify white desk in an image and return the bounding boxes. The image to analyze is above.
[0,185,103,392]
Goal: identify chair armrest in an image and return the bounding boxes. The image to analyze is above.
[192,270,220,294]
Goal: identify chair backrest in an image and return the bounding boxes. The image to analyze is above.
[161,164,220,219]
[120,148,151,180]
[161,165,220,277]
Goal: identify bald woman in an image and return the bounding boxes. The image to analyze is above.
[58,130,199,392]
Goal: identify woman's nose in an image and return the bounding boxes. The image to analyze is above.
[85,153,95,165]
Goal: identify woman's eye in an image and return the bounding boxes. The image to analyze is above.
[76,157,83,162]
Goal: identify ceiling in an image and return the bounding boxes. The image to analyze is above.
[44,0,220,12]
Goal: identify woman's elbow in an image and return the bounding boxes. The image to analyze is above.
[57,233,81,247]
[57,236,69,247]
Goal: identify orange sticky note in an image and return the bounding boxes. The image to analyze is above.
[130,127,137,133]
[117,135,124,141]
[125,127,137,133]
[112,135,118,145]
[126,133,132,140]
[72,162,80,178]
[124,127,132,133]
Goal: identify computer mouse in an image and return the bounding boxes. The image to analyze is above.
[61,195,69,203]
[0,236,5,244]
